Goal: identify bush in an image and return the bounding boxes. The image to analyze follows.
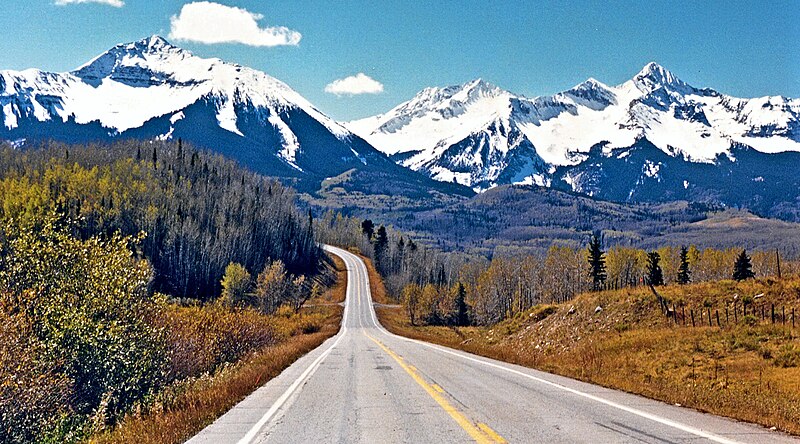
[157,304,277,381]
[0,216,167,437]
[774,344,800,368]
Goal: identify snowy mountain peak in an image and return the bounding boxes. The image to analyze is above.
[350,63,800,190]
[0,36,391,182]
[631,62,689,92]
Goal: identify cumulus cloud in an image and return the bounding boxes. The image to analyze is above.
[54,0,124,6]
[168,1,301,47]
[325,73,384,96]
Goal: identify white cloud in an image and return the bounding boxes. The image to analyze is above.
[54,0,124,6]
[325,73,384,96]
[168,1,301,47]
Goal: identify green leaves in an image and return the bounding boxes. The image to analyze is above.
[0,214,166,441]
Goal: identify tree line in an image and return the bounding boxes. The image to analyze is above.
[317,213,799,327]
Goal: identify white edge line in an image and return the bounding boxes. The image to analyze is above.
[236,247,351,444]
[335,247,744,444]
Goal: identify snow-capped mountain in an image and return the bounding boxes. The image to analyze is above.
[348,63,800,193]
[0,36,411,186]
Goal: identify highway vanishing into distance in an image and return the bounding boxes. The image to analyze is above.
[189,246,797,444]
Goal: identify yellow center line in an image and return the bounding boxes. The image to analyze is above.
[365,332,506,444]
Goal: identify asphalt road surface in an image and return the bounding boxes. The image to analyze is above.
[188,245,797,444]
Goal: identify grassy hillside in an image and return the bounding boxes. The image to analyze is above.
[370,258,800,435]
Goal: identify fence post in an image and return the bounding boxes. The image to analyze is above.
[725,307,729,325]
[772,304,775,324]
[716,310,721,328]
[782,306,786,325]
[734,301,738,323]
[708,307,713,327]
[691,309,695,327]
[682,306,686,326]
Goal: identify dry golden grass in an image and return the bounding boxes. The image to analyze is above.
[91,258,347,444]
[373,272,800,435]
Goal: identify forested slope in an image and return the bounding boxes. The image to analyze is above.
[0,141,320,299]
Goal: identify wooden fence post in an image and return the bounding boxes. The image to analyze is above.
[691,309,695,327]
[708,307,713,327]
[716,310,721,328]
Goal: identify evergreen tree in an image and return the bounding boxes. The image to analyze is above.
[453,282,470,326]
[373,225,389,273]
[677,245,691,285]
[646,251,664,286]
[361,219,375,240]
[587,235,606,291]
[733,249,755,281]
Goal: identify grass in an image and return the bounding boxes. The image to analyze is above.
[91,257,347,444]
[365,258,800,436]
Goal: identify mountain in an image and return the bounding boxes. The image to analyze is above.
[348,64,800,219]
[0,36,469,197]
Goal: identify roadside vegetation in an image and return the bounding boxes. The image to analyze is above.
[319,213,800,434]
[0,143,335,443]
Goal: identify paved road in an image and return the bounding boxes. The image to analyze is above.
[189,246,797,443]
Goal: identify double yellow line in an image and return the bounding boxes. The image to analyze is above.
[365,333,507,444]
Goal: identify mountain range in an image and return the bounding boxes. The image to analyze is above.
[0,35,465,197]
[349,63,800,186]
[2,37,799,219]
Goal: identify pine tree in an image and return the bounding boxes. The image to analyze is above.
[373,225,388,274]
[646,251,664,286]
[733,249,755,281]
[677,245,691,285]
[453,282,470,326]
[587,235,606,291]
[361,219,375,240]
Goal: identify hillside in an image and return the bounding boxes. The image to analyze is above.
[373,273,800,435]
[352,184,800,257]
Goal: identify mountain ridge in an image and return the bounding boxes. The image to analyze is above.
[0,36,472,198]
[347,63,800,192]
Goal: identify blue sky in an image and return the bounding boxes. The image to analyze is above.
[0,1,798,120]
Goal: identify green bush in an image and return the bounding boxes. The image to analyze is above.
[0,215,167,440]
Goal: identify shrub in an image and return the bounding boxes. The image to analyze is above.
[157,304,276,381]
[0,216,167,436]
[774,344,800,368]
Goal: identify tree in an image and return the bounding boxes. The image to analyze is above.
[221,262,252,306]
[677,246,691,285]
[733,249,755,281]
[361,219,375,240]
[452,282,470,326]
[373,225,389,273]
[254,260,290,313]
[646,251,664,286]
[403,284,422,326]
[587,235,607,291]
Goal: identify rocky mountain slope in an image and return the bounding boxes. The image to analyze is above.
[0,36,468,197]
[348,64,800,215]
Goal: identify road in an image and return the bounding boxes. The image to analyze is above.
[189,245,797,443]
